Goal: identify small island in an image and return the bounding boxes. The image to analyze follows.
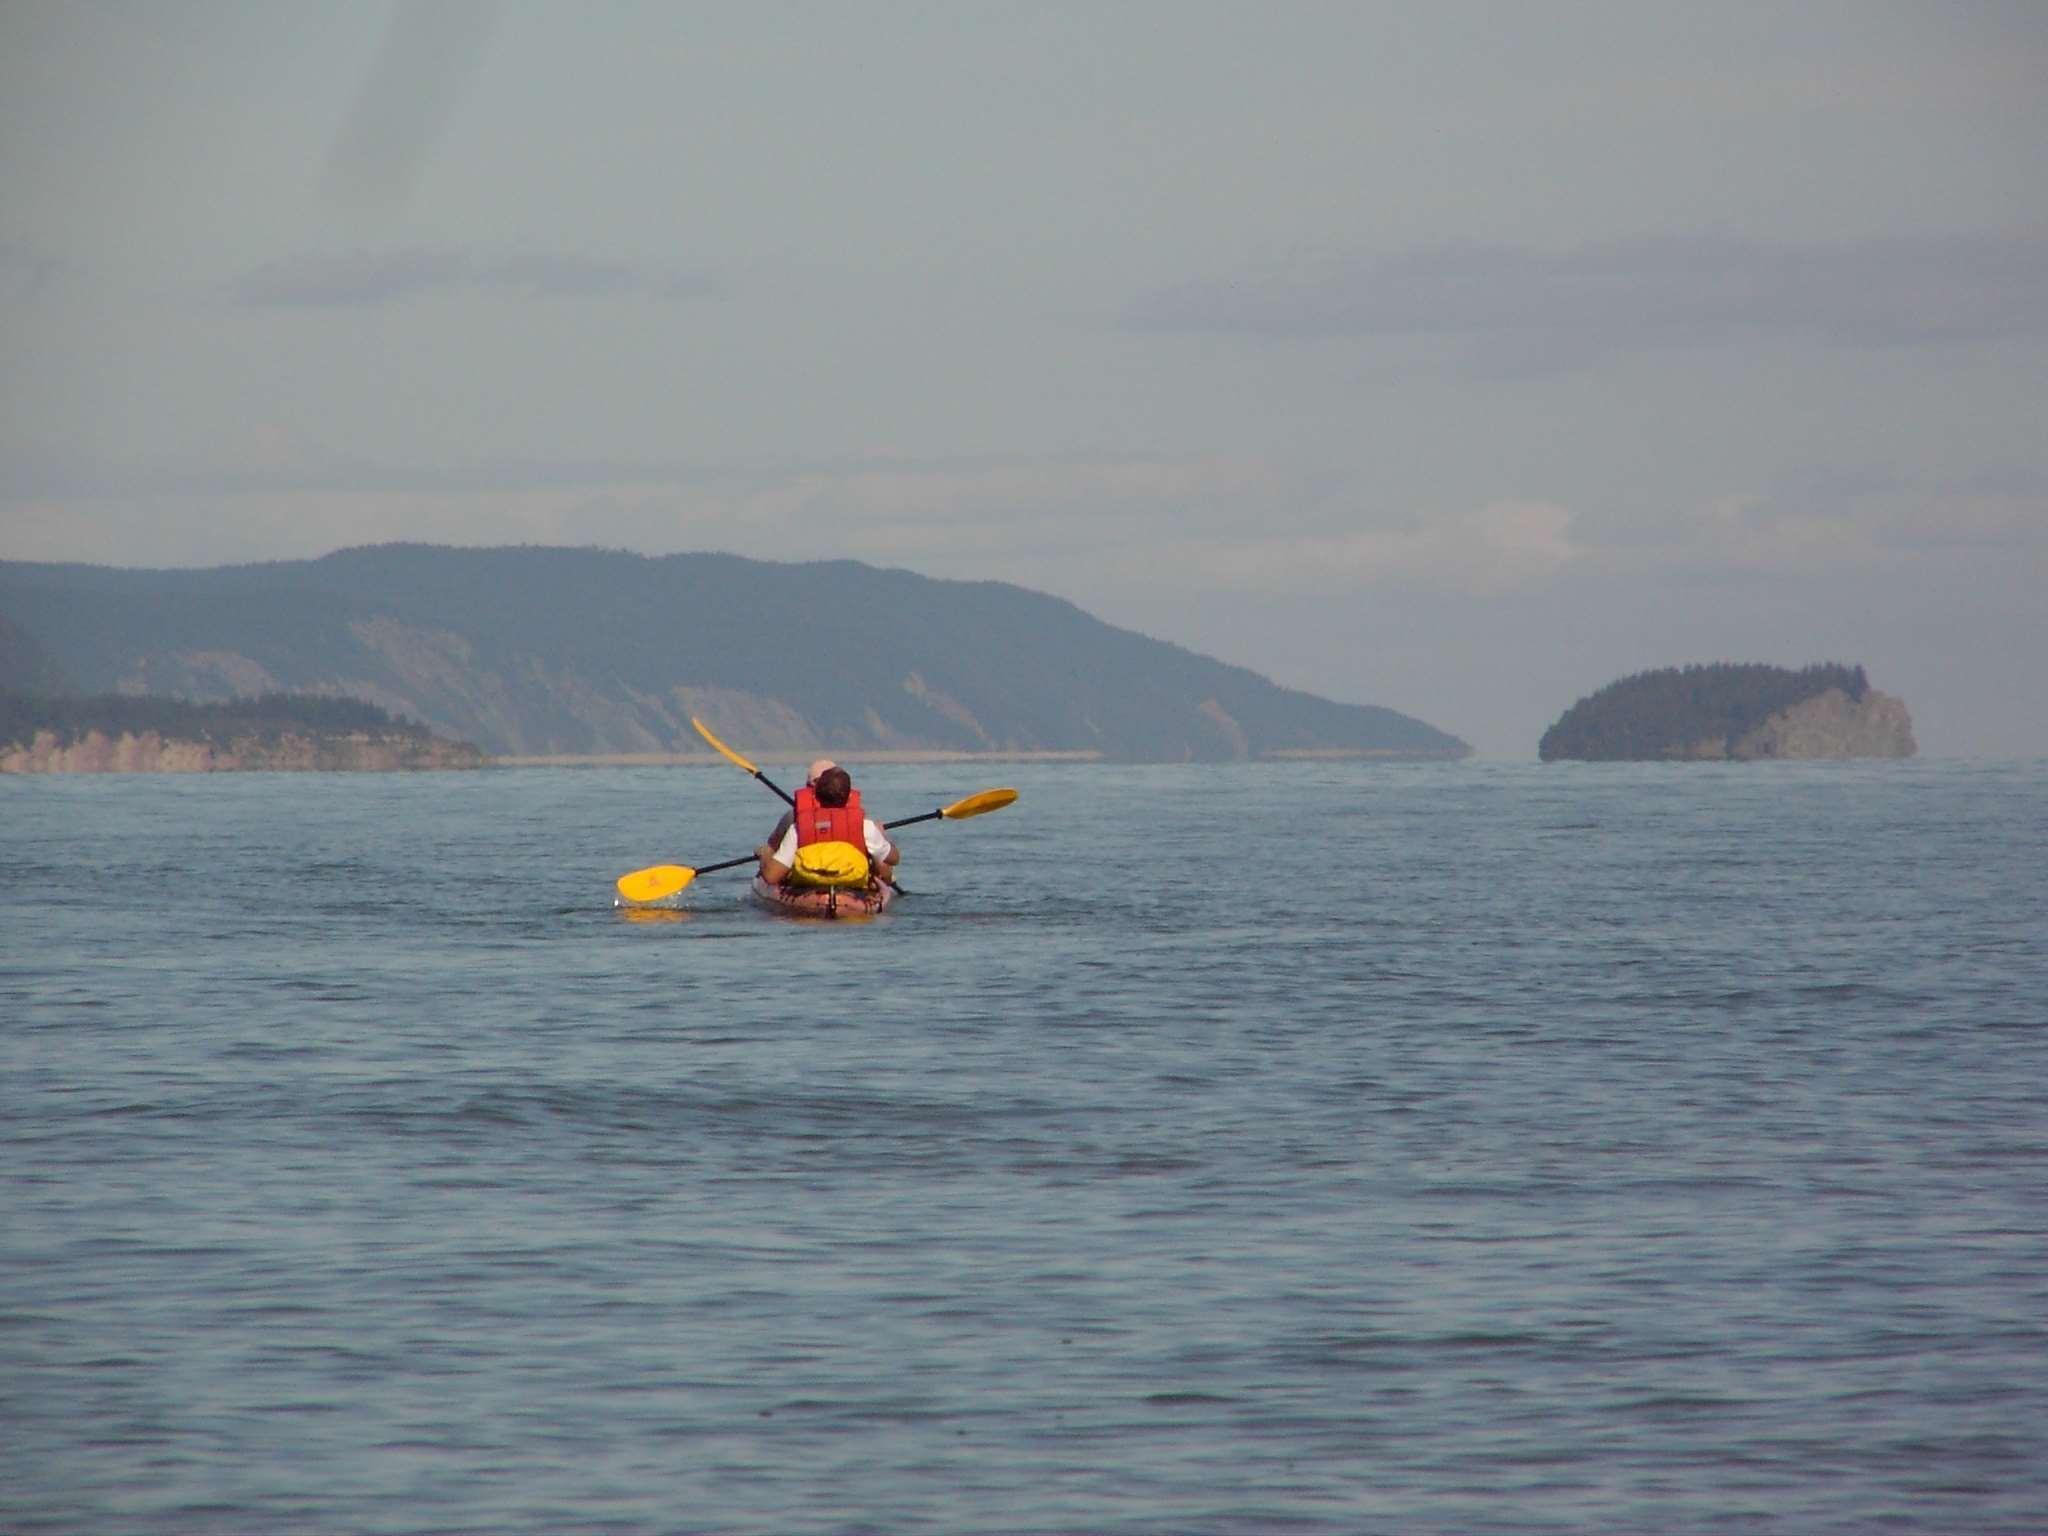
[0,691,485,773]
[1539,663,1916,762]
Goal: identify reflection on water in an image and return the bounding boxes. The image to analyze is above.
[614,901,694,924]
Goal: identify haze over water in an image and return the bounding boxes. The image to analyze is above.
[5,759,2045,1533]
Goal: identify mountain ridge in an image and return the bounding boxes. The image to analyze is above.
[0,544,1469,762]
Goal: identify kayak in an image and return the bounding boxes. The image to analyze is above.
[748,875,895,920]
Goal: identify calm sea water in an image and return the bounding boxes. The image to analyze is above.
[4,759,2045,1535]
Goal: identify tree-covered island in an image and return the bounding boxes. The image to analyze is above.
[1539,663,1916,761]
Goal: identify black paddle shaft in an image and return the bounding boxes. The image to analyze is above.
[752,768,796,807]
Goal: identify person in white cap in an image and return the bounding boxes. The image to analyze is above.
[755,760,901,889]
[761,760,836,852]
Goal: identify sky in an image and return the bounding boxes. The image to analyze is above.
[3,1,2045,757]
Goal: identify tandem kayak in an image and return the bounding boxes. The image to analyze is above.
[748,876,895,920]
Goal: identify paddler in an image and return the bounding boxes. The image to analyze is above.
[760,758,835,855]
[756,761,901,891]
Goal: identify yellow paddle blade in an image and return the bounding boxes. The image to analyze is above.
[690,716,760,775]
[615,864,696,903]
[942,787,1018,820]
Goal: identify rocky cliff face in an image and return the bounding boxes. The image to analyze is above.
[0,729,485,773]
[1730,688,1916,760]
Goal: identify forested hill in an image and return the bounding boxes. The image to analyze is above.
[0,613,70,694]
[0,690,484,772]
[0,544,1469,761]
[1,690,426,748]
[1540,663,1915,761]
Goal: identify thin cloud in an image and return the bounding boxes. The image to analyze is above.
[325,0,502,210]
[11,448,2039,607]
[1673,497,1883,576]
[233,249,466,307]
[1592,484,2048,581]
[1124,232,2048,366]
[0,240,71,299]
[230,248,721,308]
[1161,502,1579,598]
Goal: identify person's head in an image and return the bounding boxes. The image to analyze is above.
[813,765,853,807]
[806,758,836,786]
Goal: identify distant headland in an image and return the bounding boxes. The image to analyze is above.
[1539,663,1916,762]
[0,544,1470,766]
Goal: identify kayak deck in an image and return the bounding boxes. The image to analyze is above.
[748,876,895,920]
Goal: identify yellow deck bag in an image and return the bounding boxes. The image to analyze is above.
[789,840,871,889]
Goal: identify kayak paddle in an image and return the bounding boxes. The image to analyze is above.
[881,787,1018,829]
[691,715,796,807]
[614,852,755,905]
[612,788,1019,905]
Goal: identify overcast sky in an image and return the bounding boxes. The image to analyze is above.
[4,2,2044,756]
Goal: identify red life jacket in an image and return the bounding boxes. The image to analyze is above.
[794,784,866,851]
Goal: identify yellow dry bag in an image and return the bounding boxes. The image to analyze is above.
[789,840,872,889]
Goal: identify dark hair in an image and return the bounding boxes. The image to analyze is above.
[813,766,852,806]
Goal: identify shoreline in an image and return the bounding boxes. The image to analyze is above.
[479,749,1474,765]
[486,747,1473,768]
[4,738,1474,773]
[486,749,1108,768]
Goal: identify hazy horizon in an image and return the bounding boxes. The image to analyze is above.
[5,3,2045,757]
[0,537,1981,761]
